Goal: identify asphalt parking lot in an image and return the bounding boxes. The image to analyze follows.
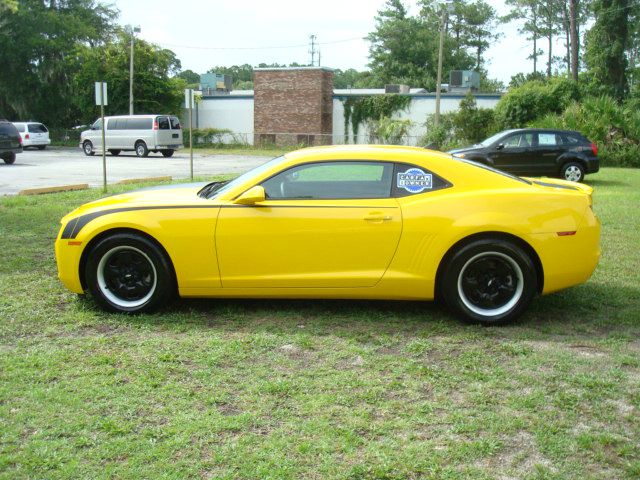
[0,147,271,195]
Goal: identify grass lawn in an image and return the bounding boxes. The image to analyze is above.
[0,168,639,479]
[194,146,293,157]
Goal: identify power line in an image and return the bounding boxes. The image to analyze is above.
[155,36,365,52]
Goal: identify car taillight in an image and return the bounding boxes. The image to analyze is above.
[25,133,29,140]
[18,136,22,144]
[153,121,158,130]
[590,143,598,156]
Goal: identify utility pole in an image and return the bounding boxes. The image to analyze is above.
[435,1,452,127]
[309,34,317,66]
[127,25,141,115]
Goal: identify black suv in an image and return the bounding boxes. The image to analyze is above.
[448,128,599,182]
[0,119,22,164]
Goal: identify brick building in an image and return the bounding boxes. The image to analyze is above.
[253,67,333,147]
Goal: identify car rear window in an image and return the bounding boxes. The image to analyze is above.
[28,123,48,133]
[0,123,18,135]
[170,117,181,129]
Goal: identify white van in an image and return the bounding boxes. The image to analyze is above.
[13,122,51,149]
[80,114,183,157]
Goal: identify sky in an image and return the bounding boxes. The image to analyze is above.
[111,0,564,85]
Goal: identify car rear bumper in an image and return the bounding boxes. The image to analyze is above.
[23,139,51,146]
[155,144,183,150]
[586,157,599,174]
[1,147,22,154]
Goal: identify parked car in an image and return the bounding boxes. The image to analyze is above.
[80,115,183,158]
[448,128,599,182]
[55,145,600,325]
[0,119,23,164]
[12,122,51,149]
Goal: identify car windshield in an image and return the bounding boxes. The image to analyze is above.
[453,157,532,185]
[477,129,518,147]
[199,155,287,199]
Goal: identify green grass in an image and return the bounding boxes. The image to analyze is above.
[193,146,293,157]
[1,169,639,479]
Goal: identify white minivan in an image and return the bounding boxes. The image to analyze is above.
[80,114,183,157]
[13,122,51,149]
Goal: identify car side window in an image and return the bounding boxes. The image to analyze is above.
[261,161,394,199]
[392,163,452,197]
[158,116,170,130]
[503,133,534,148]
[538,133,557,146]
[107,119,118,130]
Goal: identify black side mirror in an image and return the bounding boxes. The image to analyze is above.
[496,143,505,150]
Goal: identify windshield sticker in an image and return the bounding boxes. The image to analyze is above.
[397,168,433,193]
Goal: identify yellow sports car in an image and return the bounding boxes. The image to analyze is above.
[55,145,600,325]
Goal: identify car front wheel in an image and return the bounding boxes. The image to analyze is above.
[85,233,175,313]
[440,238,537,325]
[83,141,95,156]
[561,161,585,182]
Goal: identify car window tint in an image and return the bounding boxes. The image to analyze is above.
[13,124,25,132]
[127,118,152,130]
[538,133,557,146]
[107,119,118,130]
[157,116,170,130]
[0,123,18,135]
[170,117,181,129]
[28,123,48,133]
[503,133,533,148]
[561,135,579,145]
[262,161,394,199]
[392,163,452,197]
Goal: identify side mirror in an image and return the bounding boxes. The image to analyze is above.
[496,143,505,150]
[235,185,265,205]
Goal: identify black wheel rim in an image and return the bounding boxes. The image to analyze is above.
[101,248,155,302]
[458,252,523,315]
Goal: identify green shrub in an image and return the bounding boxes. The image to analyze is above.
[452,92,496,144]
[494,77,580,129]
[184,128,248,148]
[369,117,412,144]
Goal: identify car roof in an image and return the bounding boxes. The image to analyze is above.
[505,127,583,135]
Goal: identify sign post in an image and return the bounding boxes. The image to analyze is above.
[95,82,108,192]
[185,88,194,180]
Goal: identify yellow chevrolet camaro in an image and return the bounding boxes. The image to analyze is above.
[55,145,600,325]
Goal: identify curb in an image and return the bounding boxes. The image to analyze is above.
[116,176,173,185]
[19,184,89,196]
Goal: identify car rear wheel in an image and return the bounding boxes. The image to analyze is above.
[440,238,537,325]
[135,141,149,157]
[2,152,16,164]
[37,145,46,150]
[109,149,121,156]
[83,141,95,156]
[561,161,585,182]
[85,233,175,313]
[161,149,174,158]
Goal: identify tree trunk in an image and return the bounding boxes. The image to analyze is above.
[563,1,571,75]
[569,0,579,81]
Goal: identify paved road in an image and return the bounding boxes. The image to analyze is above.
[0,147,272,195]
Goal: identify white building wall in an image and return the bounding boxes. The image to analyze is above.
[184,96,254,145]
[332,95,501,145]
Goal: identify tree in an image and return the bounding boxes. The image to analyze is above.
[73,32,185,124]
[584,0,632,99]
[504,0,543,74]
[178,69,200,86]
[0,0,116,125]
[448,0,501,70]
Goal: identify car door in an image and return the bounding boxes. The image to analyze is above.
[155,116,172,148]
[491,132,536,174]
[215,161,402,288]
[534,132,563,175]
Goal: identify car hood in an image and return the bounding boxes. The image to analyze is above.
[61,182,212,222]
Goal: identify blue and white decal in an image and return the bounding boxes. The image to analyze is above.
[397,168,433,193]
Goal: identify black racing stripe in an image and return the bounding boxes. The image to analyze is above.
[60,203,398,239]
[60,217,79,239]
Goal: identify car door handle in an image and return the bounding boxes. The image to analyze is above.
[363,213,392,222]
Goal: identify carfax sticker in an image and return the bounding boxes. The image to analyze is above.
[397,168,433,193]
